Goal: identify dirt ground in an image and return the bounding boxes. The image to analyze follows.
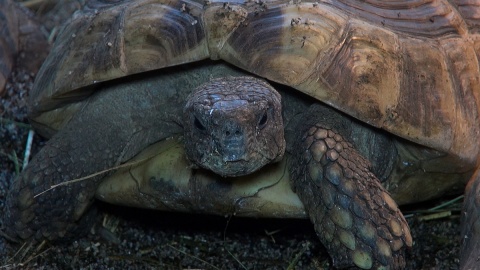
[0,1,464,269]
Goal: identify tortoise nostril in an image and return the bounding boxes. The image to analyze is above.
[221,127,246,162]
[225,128,242,138]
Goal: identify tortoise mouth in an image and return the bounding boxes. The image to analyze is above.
[202,157,266,177]
[222,152,246,162]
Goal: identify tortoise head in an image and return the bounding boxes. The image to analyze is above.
[183,76,285,177]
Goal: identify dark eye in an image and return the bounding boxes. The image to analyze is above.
[194,116,206,131]
[258,109,269,129]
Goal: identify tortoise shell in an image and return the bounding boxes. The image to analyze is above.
[29,0,480,169]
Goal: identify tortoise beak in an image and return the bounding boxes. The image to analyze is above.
[222,149,246,162]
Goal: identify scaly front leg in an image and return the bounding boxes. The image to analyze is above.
[290,105,412,269]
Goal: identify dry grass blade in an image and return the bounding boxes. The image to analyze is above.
[18,247,51,267]
[264,228,284,243]
[404,195,464,219]
[224,247,247,270]
[286,242,311,270]
[417,211,453,221]
[167,244,221,270]
[18,0,55,10]
[5,242,27,264]
[32,138,179,198]
[3,240,49,268]
[22,130,34,170]
[7,150,20,176]
[32,150,172,198]
[0,117,31,129]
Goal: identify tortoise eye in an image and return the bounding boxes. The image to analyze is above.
[194,116,206,131]
[258,109,269,129]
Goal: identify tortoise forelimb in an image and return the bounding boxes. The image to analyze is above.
[290,116,412,269]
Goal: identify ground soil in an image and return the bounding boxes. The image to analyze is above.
[0,1,464,269]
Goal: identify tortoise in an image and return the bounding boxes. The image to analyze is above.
[2,0,480,269]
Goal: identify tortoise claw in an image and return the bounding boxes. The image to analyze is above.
[290,122,412,269]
